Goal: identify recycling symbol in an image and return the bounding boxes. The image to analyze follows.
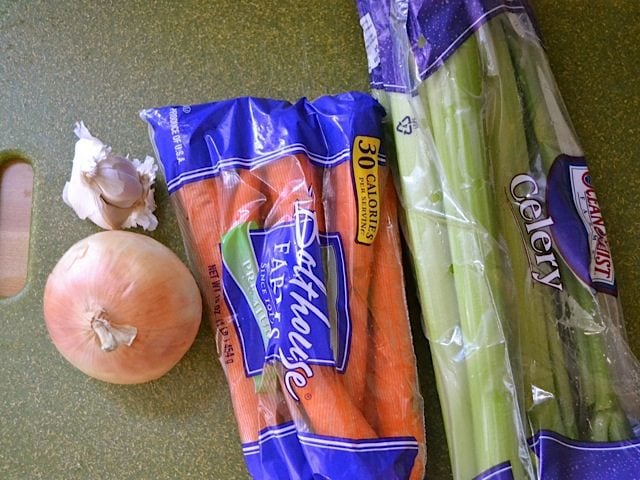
[396,115,417,135]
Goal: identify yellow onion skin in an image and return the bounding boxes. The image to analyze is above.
[43,230,202,384]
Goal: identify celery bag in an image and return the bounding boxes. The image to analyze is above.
[355,1,640,479]
[141,93,426,480]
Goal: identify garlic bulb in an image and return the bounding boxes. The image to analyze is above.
[43,231,202,384]
[63,122,159,231]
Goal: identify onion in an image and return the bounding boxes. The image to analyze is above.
[43,230,202,384]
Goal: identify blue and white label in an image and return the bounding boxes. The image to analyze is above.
[222,204,351,399]
[508,155,618,296]
[509,173,562,292]
[530,430,640,479]
[547,155,617,296]
[568,164,616,291]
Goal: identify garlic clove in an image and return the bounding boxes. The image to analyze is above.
[120,155,159,231]
[63,121,158,231]
[92,156,144,208]
[97,202,136,231]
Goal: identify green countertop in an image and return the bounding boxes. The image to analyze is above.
[1,1,638,479]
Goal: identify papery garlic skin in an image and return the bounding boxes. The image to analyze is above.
[63,121,158,231]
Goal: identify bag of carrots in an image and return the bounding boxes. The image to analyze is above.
[141,92,426,480]
[355,0,640,479]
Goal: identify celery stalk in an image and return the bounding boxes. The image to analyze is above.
[500,13,631,441]
[479,18,578,439]
[381,89,478,480]
[419,33,527,476]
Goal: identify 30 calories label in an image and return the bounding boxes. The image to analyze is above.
[352,135,381,245]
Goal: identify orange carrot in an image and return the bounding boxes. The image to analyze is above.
[258,153,377,440]
[226,168,296,432]
[175,176,261,444]
[259,154,322,230]
[324,161,374,410]
[364,172,426,480]
[145,94,426,479]
[174,168,296,442]
[282,364,377,438]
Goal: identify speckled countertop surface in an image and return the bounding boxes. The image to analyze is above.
[1,1,638,479]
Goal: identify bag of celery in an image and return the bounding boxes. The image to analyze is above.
[355,0,640,478]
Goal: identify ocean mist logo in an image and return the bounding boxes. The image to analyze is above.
[569,166,615,288]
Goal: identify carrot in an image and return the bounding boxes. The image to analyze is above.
[175,168,298,441]
[178,155,376,444]
[324,160,374,410]
[258,153,377,440]
[144,94,426,479]
[364,172,426,480]
[174,175,261,444]
[259,154,323,230]
[224,168,297,432]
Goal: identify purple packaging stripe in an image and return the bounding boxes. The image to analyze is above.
[530,429,640,480]
[355,0,415,93]
[355,0,534,91]
[242,422,314,480]
[141,93,386,194]
[242,423,421,480]
[472,461,514,480]
[297,432,420,479]
[407,0,527,81]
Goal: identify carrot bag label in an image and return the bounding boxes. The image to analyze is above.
[141,93,426,480]
[222,212,351,387]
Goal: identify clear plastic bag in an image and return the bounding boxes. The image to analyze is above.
[355,0,640,478]
[141,93,426,480]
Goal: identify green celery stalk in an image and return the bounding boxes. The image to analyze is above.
[418,32,528,477]
[380,89,478,480]
[479,18,578,439]
[499,12,631,441]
